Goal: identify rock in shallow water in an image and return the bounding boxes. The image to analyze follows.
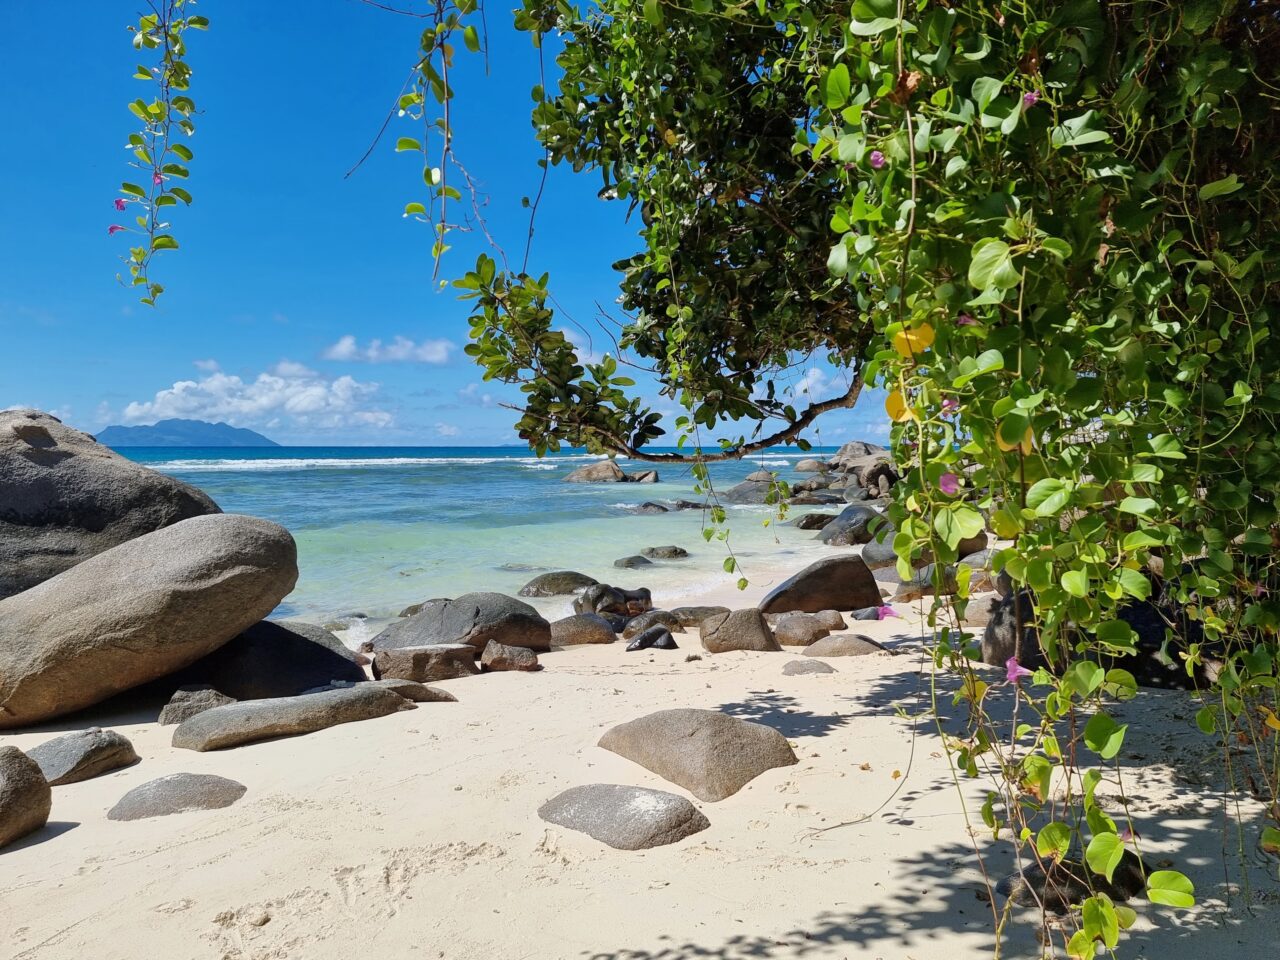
[641,545,689,560]
[371,593,550,653]
[26,728,139,785]
[614,555,653,569]
[0,409,221,600]
[598,708,798,802]
[517,571,598,598]
[373,644,478,682]
[538,784,710,850]
[107,773,246,821]
[0,513,298,729]
[171,686,414,752]
[0,746,51,849]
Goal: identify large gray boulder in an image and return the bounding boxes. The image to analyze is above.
[538,784,710,850]
[0,409,221,599]
[172,685,414,752]
[817,504,888,546]
[517,571,598,598]
[107,773,246,821]
[370,592,551,653]
[0,746,51,849]
[598,708,798,802]
[564,460,627,483]
[180,619,366,700]
[26,728,139,785]
[550,614,617,646]
[0,514,298,729]
[700,609,781,654]
[758,555,881,615]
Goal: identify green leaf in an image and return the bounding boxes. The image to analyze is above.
[825,63,850,110]
[643,0,663,26]
[1260,826,1280,856]
[849,17,914,36]
[934,505,985,551]
[1083,712,1128,760]
[1199,174,1242,201]
[1146,870,1195,908]
[463,25,481,53]
[1051,110,1111,148]
[169,186,193,205]
[1117,567,1152,600]
[150,234,179,251]
[1062,569,1089,598]
[971,77,1002,113]
[1118,496,1157,516]
[120,182,147,198]
[1095,620,1138,652]
[170,143,193,161]
[1036,821,1072,860]
[1086,833,1125,882]
[1195,705,1217,734]
[968,238,1020,290]
[395,137,422,152]
[1025,478,1071,517]
[1082,895,1120,949]
[404,202,427,216]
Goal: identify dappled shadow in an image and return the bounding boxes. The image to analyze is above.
[719,690,851,738]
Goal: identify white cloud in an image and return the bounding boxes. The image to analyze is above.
[122,363,393,431]
[792,367,830,398]
[193,358,220,372]
[457,383,496,408]
[561,327,606,365]
[434,422,460,438]
[322,334,454,364]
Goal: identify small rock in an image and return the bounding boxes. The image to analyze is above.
[159,686,237,726]
[803,634,888,658]
[669,606,731,630]
[626,625,676,651]
[793,512,837,531]
[598,708,798,802]
[0,746,51,849]
[794,458,829,473]
[635,502,669,514]
[772,614,831,647]
[700,609,781,654]
[373,644,479,682]
[817,504,889,547]
[26,728,139,785]
[998,850,1147,914]
[622,610,683,640]
[564,460,627,483]
[631,469,660,484]
[672,499,703,510]
[745,469,775,482]
[107,773,246,821]
[851,606,881,621]
[550,613,617,646]
[517,571,598,598]
[481,640,541,672]
[783,659,837,676]
[813,610,848,631]
[538,784,709,850]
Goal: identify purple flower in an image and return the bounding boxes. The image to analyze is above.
[1005,657,1033,684]
[107,224,125,236]
[1023,90,1041,108]
[113,198,127,212]
[869,150,886,170]
[956,313,978,327]
[877,605,899,620]
[941,398,959,415]
[153,170,164,186]
[939,472,960,496]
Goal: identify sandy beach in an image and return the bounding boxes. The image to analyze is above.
[3,563,1277,960]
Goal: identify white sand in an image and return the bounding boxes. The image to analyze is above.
[2,566,1277,959]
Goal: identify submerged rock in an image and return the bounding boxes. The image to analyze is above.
[26,728,139,785]
[0,514,297,729]
[640,545,689,560]
[538,784,710,850]
[517,571,598,598]
[172,686,414,752]
[614,555,653,569]
[599,708,798,802]
[0,746,51,849]
[107,773,246,821]
[0,408,220,599]
[564,460,627,483]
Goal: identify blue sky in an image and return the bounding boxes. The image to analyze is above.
[0,0,889,446]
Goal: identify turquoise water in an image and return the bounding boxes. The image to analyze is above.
[121,446,842,628]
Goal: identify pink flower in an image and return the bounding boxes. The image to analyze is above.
[113,198,127,211]
[107,224,125,236]
[941,398,959,415]
[1119,826,1139,843]
[153,170,164,186]
[877,605,899,620]
[956,313,978,327]
[1023,90,1041,108]
[869,150,886,170]
[939,472,960,495]
[1005,657,1033,684]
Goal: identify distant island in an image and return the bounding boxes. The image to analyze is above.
[97,419,280,447]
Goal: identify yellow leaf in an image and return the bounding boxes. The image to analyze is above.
[892,322,935,359]
[997,425,1035,453]
[1260,706,1280,733]
[886,389,914,422]
[891,769,902,780]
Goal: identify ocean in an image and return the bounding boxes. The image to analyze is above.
[120,446,844,630]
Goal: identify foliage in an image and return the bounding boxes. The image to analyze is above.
[113,0,205,305]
